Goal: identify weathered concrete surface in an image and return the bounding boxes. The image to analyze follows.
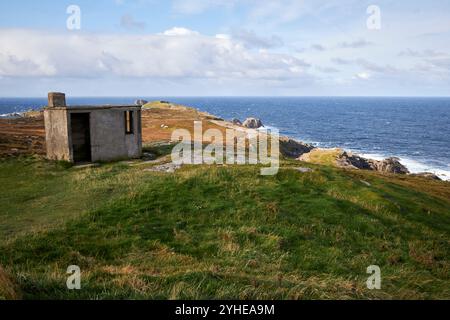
[88,109,127,162]
[45,103,142,163]
[44,108,71,161]
[125,110,142,159]
[48,92,66,108]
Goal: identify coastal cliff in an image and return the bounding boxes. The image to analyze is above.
[0,101,443,179]
[298,149,410,175]
[1,100,450,300]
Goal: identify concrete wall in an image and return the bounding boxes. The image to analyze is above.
[45,106,142,163]
[125,110,142,158]
[70,108,142,162]
[44,108,71,161]
[88,109,128,162]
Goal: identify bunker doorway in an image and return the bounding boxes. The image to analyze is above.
[71,113,92,163]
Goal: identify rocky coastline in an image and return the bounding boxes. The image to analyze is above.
[231,116,442,180]
[0,102,445,181]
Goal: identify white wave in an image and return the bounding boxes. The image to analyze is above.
[257,125,279,133]
[0,112,24,119]
[397,157,450,181]
[358,153,386,161]
[359,152,450,181]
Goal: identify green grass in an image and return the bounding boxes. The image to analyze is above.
[0,154,449,300]
[143,143,176,158]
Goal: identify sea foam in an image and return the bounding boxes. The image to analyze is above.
[360,153,450,181]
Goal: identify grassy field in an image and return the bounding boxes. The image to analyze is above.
[0,150,449,300]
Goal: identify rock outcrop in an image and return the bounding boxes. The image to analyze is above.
[243,118,264,129]
[279,136,315,158]
[144,163,181,173]
[336,152,372,170]
[372,157,410,174]
[293,167,313,173]
[134,99,148,106]
[231,118,242,126]
[337,151,409,174]
[299,149,410,175]
[0,112,24,119]
[410,172,442,181]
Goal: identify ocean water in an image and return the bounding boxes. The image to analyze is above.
[1,96,450,180]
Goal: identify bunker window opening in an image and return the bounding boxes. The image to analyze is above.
[125,111,134,134]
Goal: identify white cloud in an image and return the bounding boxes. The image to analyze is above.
[311,44,326,51]
[231,29,284,49]
[331,57,399,75]
[162,27,199,36]
[331,57,351,65]
[338,39,373,49]
[316,66,339,73]
[0,28,310,81]
[355,72,371,80]
[215,34,230,40]
[398,49,447,58]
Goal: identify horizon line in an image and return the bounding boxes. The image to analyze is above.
[2,95,450,99]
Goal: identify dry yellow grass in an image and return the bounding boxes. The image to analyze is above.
[0,101,226,157]
[299,148,343,166]
[0,266,21,300]
[141,102,228,143]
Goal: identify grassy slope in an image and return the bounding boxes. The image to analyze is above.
[0,153,449,300]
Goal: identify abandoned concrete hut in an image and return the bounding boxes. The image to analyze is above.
[44,92,142,163]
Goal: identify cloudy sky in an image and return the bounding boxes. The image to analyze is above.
[0,0,449,96]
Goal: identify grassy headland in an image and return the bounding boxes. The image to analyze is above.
[0,152,449,299]
[0,101,449,300]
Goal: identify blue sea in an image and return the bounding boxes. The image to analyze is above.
[1,96,450,180]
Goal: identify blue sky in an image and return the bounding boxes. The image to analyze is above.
[0,0,449,96]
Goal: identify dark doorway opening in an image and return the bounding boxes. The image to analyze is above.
[71,113,91,163]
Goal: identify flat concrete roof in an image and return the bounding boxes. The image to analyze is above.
[46,105,142,111]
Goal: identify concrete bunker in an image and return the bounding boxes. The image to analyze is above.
[44,92,142,163]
